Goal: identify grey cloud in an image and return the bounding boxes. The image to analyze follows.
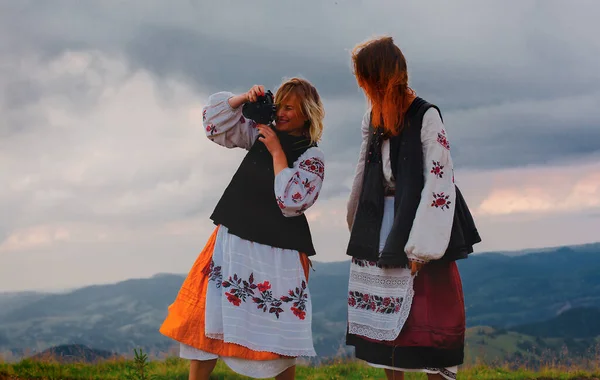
[124,24,359,99]
[2,0,600,291]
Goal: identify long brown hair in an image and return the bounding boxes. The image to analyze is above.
[351,36,415,135]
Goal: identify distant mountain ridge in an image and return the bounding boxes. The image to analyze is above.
[29,344,120,363]
[0,242,599,362]
[512,307,600,338]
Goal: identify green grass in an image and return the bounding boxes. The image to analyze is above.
[1,357,600,380]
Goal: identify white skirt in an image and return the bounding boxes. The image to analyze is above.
[179,225,315,378]
[180,343,296,379]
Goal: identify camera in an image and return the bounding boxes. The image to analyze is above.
[242,90,277,125]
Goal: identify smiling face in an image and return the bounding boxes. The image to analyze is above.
[274,94,308,136]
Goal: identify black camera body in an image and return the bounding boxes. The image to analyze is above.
[242,90,277,125]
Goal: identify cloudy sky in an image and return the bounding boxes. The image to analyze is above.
[1,1,599,292]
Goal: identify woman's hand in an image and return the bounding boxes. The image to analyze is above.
[245,85,265,103]
[227,84,265,109]
[257,125,288,175]
[257,124,283,156]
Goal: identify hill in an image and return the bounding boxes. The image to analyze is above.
[512,307,600,339]
[28,344,120,363]
[465,307,600,367]
[0,243,599,362]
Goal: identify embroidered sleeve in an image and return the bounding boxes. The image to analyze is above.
[202,91,259,150]
[346,111,371,230]
[404,108,456,263]
[274,147,325,217]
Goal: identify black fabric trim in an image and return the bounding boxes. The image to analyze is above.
[346,333,464,369]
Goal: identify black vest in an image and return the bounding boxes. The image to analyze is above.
[346,97,481,266]
[210,131,318,256]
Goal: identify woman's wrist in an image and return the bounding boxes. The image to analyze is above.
[272,150,288,175]
[227,93,249,109]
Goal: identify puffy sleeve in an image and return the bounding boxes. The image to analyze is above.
[404,108,456,263]
[202,91,259,150]
[274,147,325,217]
[346,110,371,230]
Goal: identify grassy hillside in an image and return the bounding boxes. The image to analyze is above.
[1,355,600,380]
[465,326,600,369]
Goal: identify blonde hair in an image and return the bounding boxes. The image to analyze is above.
[274,77,325,145]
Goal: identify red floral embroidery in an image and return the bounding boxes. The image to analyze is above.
[431,192,451,210]
[299,157,324,180]
[221,272,308,320]
[205,259,222,288]
[222,273,257,304]
[276,196,285,209]
[253,280,284,318]
[226,292,241,306]
[239,115,246,124]
[437,132,450,150]
[291,306,306,320]
[248,119,257,128]
[292,192,302,202]
[431,160,444,178]
[348,291,403,314]
[280,280,308,320]
[206,124,217,135]
[290,172,301,185]
[257,281,271,293]
[202,109,207,122]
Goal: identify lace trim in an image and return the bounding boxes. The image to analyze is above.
[220,335,316,357]
[347,261,415,342]
[407,256,428,265]
[368,362,457,380]
[348,286,414,341]
[350,271,413,287]
[426,367,457,380]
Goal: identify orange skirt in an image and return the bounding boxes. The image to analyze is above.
[159,225,311,360]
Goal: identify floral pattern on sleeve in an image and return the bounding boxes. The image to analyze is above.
[202,91,259,150]
[404,108,456,263]
[274,147,325,217]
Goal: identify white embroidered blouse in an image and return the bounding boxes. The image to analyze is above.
[202,91,325,218]
[347,108,456,264]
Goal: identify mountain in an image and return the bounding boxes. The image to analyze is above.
[28,344,120,363]
[465,307,600,367]
[512,307,600,339]
[0,292,48,317]
[457,244,600,327]
[0,274,185,358]
[0,243,599,362]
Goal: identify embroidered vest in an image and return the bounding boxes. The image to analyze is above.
[346,97,481,266]
[210,131,318,256]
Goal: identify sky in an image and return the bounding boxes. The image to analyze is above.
[1,0,599,292]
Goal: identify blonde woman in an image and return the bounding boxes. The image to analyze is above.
[160,78,326,380]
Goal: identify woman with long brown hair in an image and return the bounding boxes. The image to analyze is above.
[160,77,326,379]
[345,36,481,380]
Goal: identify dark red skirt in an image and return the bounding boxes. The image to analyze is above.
[346,261,466,369]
